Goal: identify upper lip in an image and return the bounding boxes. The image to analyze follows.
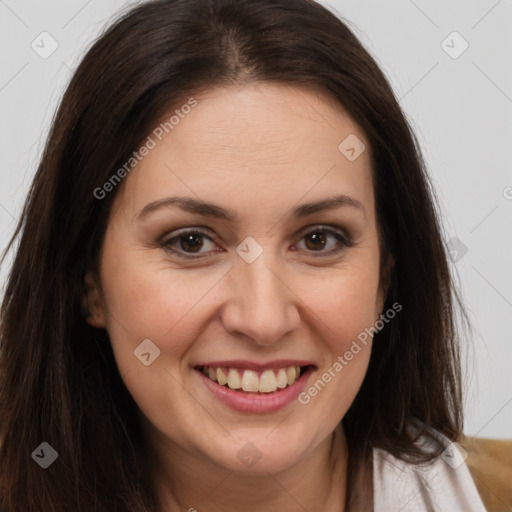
[194,359,316,372]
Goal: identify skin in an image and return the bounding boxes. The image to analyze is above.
[84,82,388,511]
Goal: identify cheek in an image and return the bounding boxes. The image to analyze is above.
[297,259,380,401]
[97,250,217,440]
[295,275,378,421]
[98,244,229,373]
[306,260,381,346]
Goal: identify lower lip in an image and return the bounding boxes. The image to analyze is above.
[195,367,315,414]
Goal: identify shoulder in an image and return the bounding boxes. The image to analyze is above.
[372,422,488,512]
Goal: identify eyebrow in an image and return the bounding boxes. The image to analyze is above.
[137,194,368,222]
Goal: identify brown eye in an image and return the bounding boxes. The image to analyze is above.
[178,233,205,253]
[161,225,353,260]
[304,231,328,251]
[296,227,353,256]
[161,229,217,257]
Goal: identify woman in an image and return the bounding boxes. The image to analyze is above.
[0,0,487,510]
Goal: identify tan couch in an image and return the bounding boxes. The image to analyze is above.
[460,436,512,511]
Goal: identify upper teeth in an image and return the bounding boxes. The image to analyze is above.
[202,365,302,393]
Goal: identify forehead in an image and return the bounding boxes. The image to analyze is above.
[112,83,375,223]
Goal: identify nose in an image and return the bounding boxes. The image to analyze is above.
[220,250,300,346]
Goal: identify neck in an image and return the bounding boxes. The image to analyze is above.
[147,423,348,512]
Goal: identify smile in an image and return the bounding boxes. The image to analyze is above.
[197,365,309,393]
[194,362,316,413]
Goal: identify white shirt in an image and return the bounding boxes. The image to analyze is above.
[373,424,487,511]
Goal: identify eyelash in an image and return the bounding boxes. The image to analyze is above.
[160,225,354,259]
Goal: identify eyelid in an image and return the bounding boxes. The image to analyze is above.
[296,223,352,242]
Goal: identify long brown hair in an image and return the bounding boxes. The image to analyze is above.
[0,0,466,510]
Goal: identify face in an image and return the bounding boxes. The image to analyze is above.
[85,82,387,475]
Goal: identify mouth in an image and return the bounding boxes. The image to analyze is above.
[193,363,316,413]
[194,364,316,394]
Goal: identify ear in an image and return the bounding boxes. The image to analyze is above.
[81,270,107,328]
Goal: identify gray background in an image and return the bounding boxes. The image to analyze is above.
[0,0,511,438]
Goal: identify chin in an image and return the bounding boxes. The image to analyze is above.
[202,427,316,475]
